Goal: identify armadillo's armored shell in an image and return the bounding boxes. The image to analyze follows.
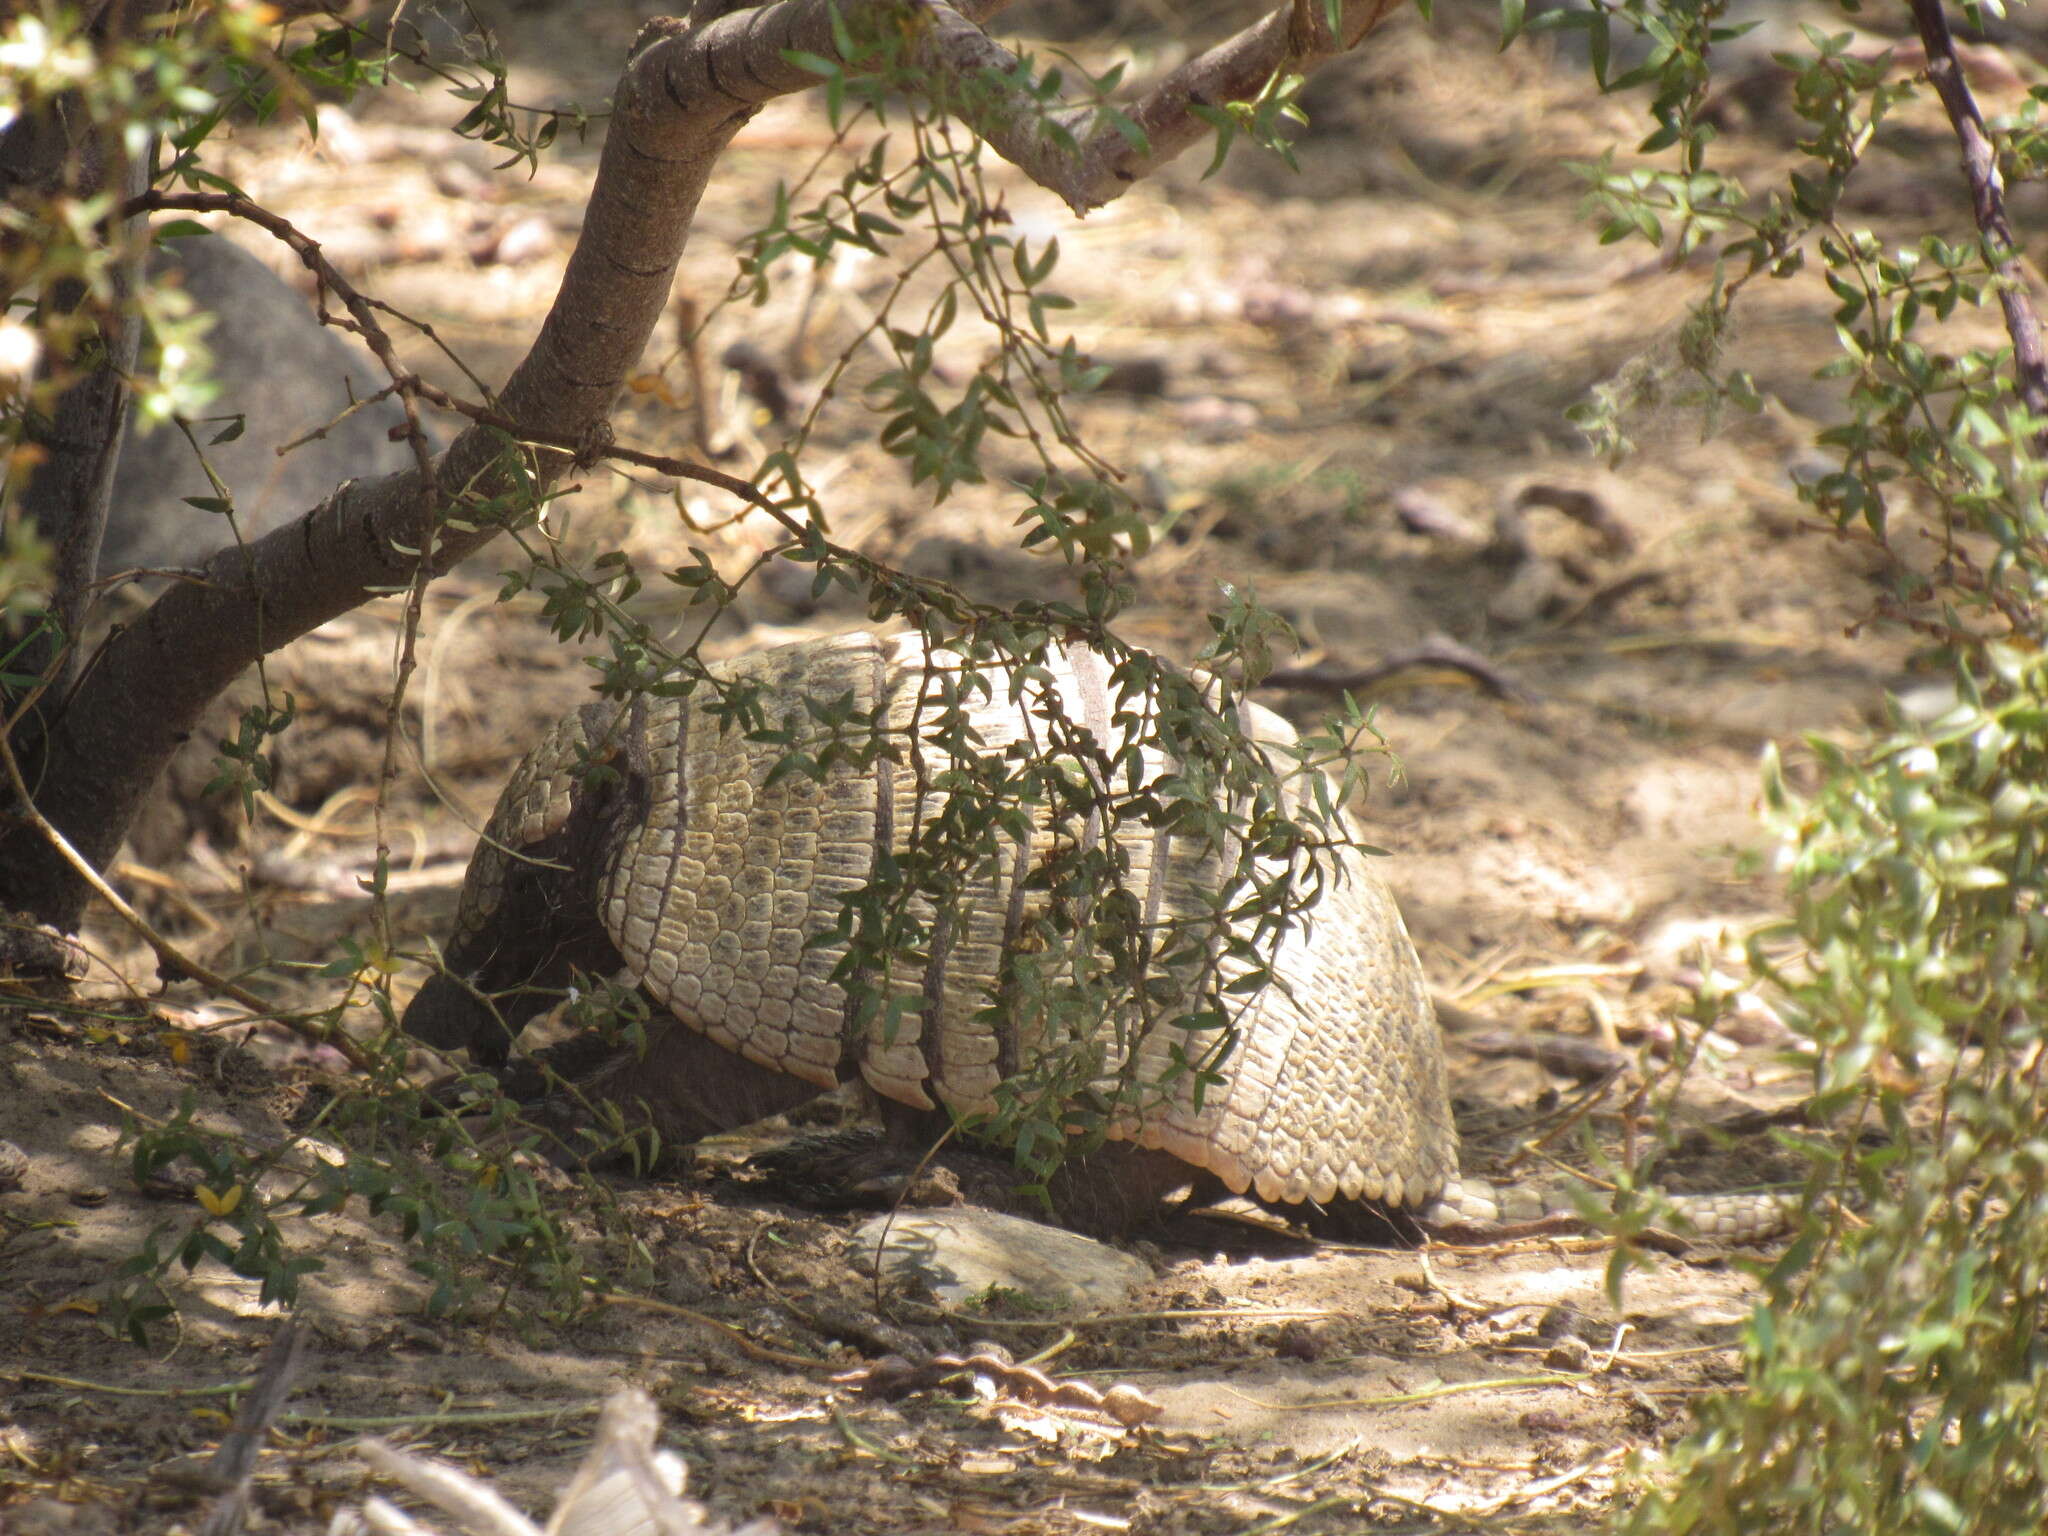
[594,632,1456,1212]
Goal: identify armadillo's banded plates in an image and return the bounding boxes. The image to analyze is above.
[592,631,1454,1212]
[604,636,875,1089]
[1127,833,1457,1209]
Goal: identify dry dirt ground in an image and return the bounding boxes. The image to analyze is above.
[2,3,2025,1531]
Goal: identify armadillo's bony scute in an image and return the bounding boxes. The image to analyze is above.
[425,631,1460,1215]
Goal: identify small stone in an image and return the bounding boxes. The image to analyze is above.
[1099,1384,1165,1426]
[1392,485,1482,543]
[4,1496,121,1535]
[1273,1321,1329,1362]
[1237,280,1316,327]
[853,1209,1152,1312]
[1176,395,1258,443]
[431,157,492,201]
[1092,355,1169,396]
[479,213,558,267]
[1544,1335,1595,1371]
[313,104,373,167]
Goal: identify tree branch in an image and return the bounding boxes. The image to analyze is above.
[1907,0,2048,439]
[966,0,1406,212]
[678,0,1406,215]
[0,5,769,921]
[2,0,1407,927]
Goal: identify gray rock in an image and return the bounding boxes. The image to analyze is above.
[853,1209,1153,1312]
[102,234,414,576]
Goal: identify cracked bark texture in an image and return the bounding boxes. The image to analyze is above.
[0,0,1405,929]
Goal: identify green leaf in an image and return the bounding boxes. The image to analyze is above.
[781,50,841,82]
[1499,0,1526,49]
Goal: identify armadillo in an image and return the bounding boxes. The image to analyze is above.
[403,630,1792,1243]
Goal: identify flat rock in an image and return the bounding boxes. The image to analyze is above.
[852,1209,1151,1312]
[101,234,416,576]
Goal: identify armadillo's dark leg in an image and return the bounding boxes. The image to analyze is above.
[871,1099,1223,1237]
[1041,1143,1228,1239]
[567,1020,827,1148]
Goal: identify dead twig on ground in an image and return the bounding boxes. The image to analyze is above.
[195,1318,308,1536]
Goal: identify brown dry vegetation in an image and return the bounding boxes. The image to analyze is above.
[2,2,2033,1531]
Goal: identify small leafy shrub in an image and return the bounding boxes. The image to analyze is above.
[1542,0,2048,1529]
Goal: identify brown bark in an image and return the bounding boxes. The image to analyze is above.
[1,0,154,697]
[0,0,1405,931]
[19,170,149,685]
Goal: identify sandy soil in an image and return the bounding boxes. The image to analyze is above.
[4,2,2023,1530]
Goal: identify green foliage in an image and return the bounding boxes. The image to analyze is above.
[1621,654,2048,1535]
[0,527,55,640]
[1190,68,1311,178]
[1515,0,2048,1529]
[0,4,393,408]
[105,1019,614,1340]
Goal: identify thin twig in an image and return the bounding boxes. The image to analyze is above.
[120,191,446,963]
[597,1292,836,1371]
[404,378,799,535]
[1908,0,2048,438]
[1221,1369,1591,1413]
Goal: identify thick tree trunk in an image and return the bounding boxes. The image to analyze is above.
[0,1,151,713]
[0,0,1403,933]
